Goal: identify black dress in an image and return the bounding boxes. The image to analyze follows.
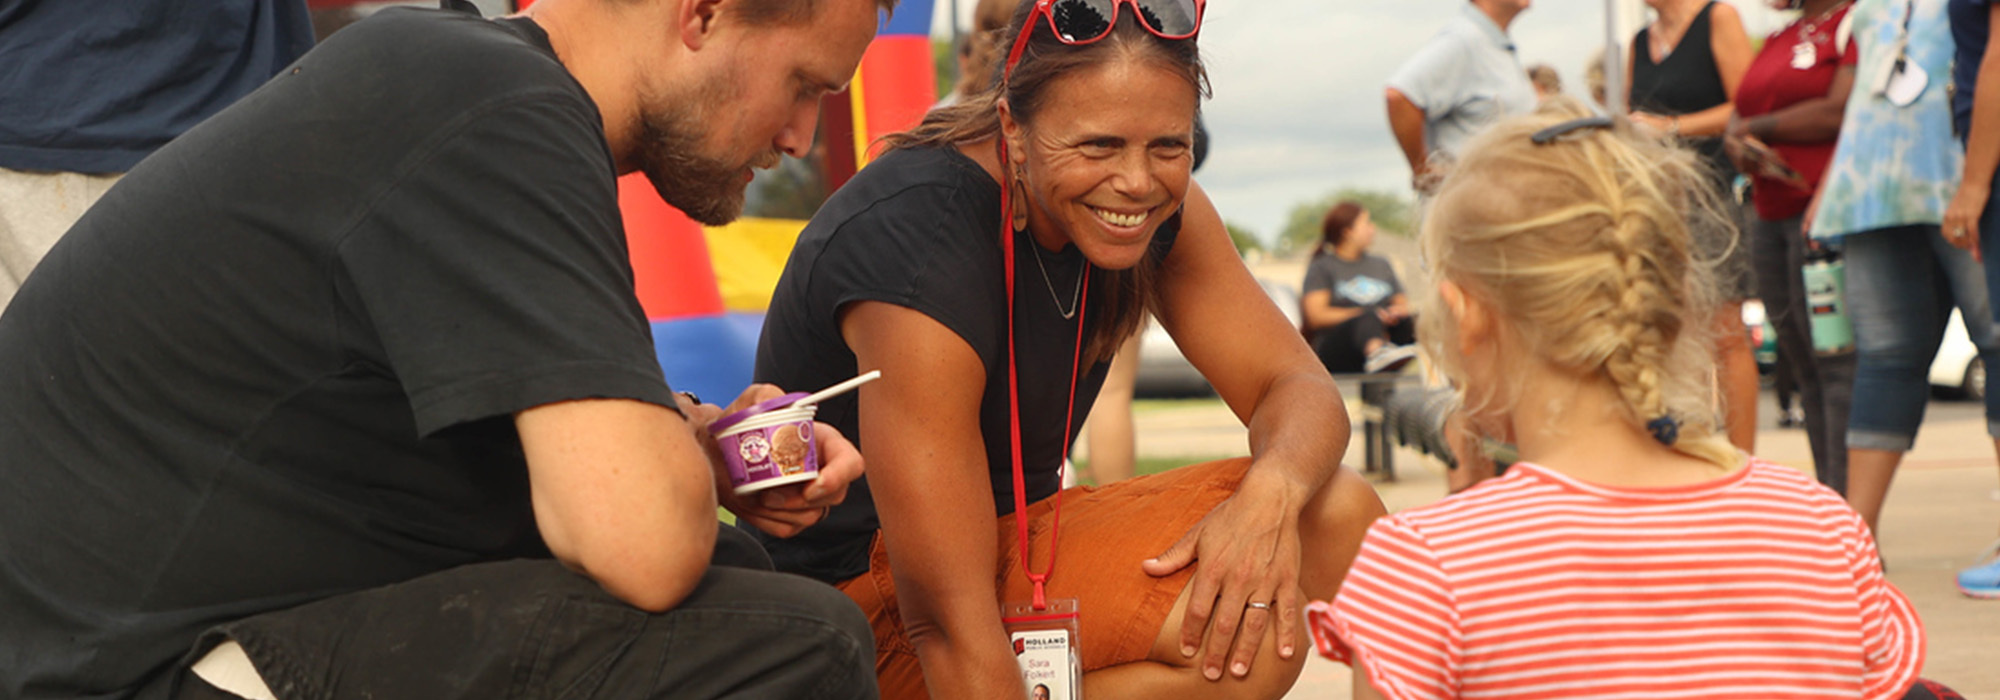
[1631,1,1735,184]
[1630,1,1754,298]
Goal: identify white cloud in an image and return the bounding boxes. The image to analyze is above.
[1189,0,1797,242]
[931,0,1802,243]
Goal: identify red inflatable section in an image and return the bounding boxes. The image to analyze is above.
[854,35,938,162]
[617,174,723,319]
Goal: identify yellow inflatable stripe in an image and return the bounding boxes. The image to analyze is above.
[701,217,809,312]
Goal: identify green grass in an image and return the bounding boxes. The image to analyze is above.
[1073,454,1240,486]
[1131,396,1225,414]
[1132,455,1217,478]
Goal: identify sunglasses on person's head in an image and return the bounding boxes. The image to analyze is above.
[1002,0,1205,82]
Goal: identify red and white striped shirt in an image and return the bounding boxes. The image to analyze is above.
[1308,459,1923,700]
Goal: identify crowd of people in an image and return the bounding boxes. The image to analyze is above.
[0,0,1993,699]
[1370,0,1999,597]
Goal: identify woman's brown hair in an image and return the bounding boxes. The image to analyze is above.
[1315,201,1365,259]
[883,1,1209,363]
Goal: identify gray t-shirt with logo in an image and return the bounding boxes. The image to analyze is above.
[1303,253,1403,312]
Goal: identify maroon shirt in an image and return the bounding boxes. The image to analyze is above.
[1736,5,1857,220]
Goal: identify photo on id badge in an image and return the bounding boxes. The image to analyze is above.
[1004,596,1081,700]
[1013,629,1077,700]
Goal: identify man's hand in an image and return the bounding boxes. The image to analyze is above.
[681,385,864,537]
[1410,168,1443,198]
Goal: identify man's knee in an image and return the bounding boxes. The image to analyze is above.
[682,568,878,699]
[756,569,871,643]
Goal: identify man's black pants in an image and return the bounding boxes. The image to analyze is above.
[173,527,875,700]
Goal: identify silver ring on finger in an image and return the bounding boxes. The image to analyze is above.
[1245,600,1274,611]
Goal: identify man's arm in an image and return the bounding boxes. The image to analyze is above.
[1386,88,1431,189]
[518,399,719,613]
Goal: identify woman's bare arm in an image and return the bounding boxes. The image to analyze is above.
[1142,182,1353,681]
[841,300,1022,698]
[1668,2,1756,137]
[1302,289,1367,330]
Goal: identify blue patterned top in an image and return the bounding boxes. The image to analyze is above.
[1810,0,1965,238]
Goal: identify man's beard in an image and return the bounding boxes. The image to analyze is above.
[633,103,777,227]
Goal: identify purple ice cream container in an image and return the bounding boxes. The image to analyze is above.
[712,398,818,495]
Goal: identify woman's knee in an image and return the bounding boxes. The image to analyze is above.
[1306,466,1385,536]
[1301,466,1386,588]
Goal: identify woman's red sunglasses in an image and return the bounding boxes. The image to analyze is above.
[1001,0,1206,82]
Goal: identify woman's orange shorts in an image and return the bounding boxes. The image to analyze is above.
[835,458,1252,699]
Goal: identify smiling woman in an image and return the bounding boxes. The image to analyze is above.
[749,1,1385,698]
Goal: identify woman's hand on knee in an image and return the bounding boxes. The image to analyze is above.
[1142,474,1307,683]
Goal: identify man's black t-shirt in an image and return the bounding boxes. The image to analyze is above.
[751,146,1179,584]
[0,8,677,699]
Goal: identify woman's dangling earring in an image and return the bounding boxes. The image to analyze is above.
[1010,165,1030,233]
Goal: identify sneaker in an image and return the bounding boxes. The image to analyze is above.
[1364,344,1419,374]
[1777,407,1805,428]
[1956,542,2000,599]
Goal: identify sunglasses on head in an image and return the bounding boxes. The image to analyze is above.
[1002,0,1205,82]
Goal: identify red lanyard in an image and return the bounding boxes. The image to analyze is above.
[999,142,1090,611]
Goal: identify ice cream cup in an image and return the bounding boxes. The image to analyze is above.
[713,403,819,495]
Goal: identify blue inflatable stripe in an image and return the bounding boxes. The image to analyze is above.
[878,0,933,37]
[649,313,766,405]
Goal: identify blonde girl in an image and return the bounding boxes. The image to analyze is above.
[1308,99,1924,700]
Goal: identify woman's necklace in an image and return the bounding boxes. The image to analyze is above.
[1648,5,1695,63]
[1800,0,1856,49]
[1029,240,1083,320]
[1793,0,1852,67]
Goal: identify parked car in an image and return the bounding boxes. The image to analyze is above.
[1744,299,1777,371]
[1135,279,1302,397]
[1748,300,1981,402]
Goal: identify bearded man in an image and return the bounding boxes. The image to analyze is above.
[0,0,890,698]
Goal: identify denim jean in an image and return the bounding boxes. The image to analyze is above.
[1754,215,1856,493]
[1986,169,2000,385]
[1844,225,2000,451]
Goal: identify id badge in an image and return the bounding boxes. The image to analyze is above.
[1003,598,1082,700]
[1882,56,1929,107]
